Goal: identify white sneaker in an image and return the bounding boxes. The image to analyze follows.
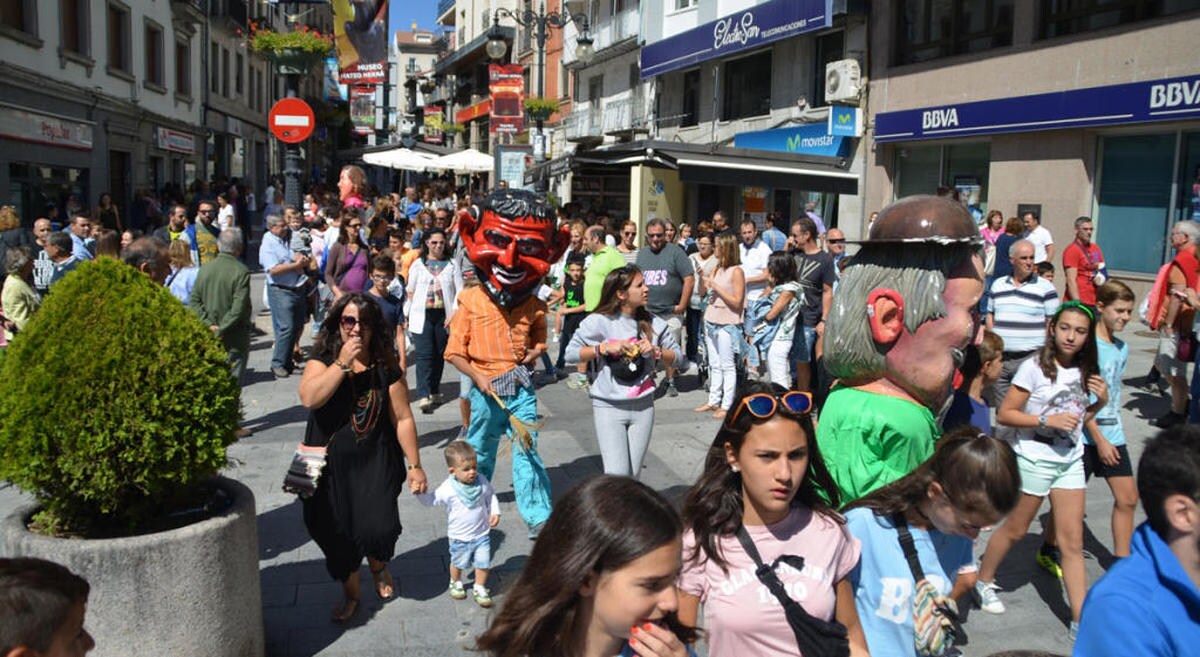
[974,580,1005,614]
[1068,621,1079,642]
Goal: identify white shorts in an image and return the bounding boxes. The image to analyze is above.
[1155,332,1190,378]
[1017,451,1086,497]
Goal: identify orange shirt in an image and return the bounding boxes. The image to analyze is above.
[399,247,420,282]
[445,286,548,381]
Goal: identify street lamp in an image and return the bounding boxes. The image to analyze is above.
[486,2,593,164]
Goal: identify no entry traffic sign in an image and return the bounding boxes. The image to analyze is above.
[269,98,314,144]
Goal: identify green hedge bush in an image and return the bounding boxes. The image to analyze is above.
[0,258,241,534]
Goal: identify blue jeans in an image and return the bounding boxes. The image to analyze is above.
[412,308,448,400]
[466,385,552,528]
[1190,345,1200,423]
[743,314,759,369]
[267,284,307,371]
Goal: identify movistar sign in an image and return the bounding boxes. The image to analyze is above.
[733,123,850,158]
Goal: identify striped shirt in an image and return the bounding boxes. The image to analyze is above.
[988,275,1058,353]
[445,286,548,381]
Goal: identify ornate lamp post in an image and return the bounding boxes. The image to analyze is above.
[486,2,593,164]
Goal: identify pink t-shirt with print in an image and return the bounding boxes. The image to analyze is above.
[678,507,861,657]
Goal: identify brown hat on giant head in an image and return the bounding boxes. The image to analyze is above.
[862,195,982,246]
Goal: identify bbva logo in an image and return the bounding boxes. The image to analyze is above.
[922,108,959,129]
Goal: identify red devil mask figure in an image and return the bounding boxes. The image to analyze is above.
[460,189,570,309]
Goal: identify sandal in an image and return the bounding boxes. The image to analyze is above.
[371,564,394,600]
[331,597,359,623]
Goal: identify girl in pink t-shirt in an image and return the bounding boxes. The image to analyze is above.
[678,381,867,657]
[477,476,698,657]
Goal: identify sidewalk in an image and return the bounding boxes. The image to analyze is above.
[0,272,1173,656]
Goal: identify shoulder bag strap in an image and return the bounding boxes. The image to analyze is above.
[891,513,927,582]
[734,526,830,651]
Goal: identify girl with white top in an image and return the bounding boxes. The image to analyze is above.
[567,265,679,478]
[974,301,1107,640]
[678,382,867,657]
[695,234,745,419]
[758,252,803,388]
[686,234,717,374]
[405,227,457,413]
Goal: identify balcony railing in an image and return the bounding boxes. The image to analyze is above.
[602,91,646,135]
[561,7,637,66]
[437,0,455,21]
[565,105,601,142]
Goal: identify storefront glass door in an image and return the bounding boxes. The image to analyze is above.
[1179,132,1200,224]
[1096,134,1175,274]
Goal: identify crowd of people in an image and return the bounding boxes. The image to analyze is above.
[2,176,1200,657]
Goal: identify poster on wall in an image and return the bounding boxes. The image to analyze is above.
[741,187,768,229]
[423,105,444,144]
[489,64,525,135]
[953,175,984,223]
[349,85,375,135]
[495,144,532,189]
[334,0,388,84]
[323,57,344,100]
[637,166,683,225]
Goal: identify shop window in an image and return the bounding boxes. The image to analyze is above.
[675,0,697,9]
[894,0,1014,65]
[176,39,191,97]
[681,69,700,127]
[222,47,230,98]
[1181,133,1200,224]
[813,31,844,107]
[1041,0,1200,40]
[60,0,88,55]
[0,0,36,36]
[1096,134,1176,274]
[107,3,130,73]
[145,21,164,88]
[722,49,772,121]
[894,142,990,213]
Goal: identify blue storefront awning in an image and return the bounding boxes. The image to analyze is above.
[639,0,832,79]
[874,73,1200,143]
[733,123,852,158]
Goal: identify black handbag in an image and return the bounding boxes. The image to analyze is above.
[735,525,850,657]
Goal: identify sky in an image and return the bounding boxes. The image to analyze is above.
[389,0,441,35]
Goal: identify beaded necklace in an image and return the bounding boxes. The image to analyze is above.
[348,366,382,436]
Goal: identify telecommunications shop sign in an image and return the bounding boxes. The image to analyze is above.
[733,123,850,158]
[640,0,832,78]
[874,74,1200,143]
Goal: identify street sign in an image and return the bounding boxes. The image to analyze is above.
[269,98,314,143]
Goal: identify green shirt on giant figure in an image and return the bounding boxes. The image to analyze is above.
[818,195,986,503]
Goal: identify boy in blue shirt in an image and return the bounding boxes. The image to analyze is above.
[942,331,1004,436]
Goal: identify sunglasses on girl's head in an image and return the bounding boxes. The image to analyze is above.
[727,391,813,426]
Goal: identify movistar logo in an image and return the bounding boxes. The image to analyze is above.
[786,133,835,152]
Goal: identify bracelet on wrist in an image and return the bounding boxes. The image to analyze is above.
[407,462,422,471]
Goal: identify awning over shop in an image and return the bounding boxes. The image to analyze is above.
[555,140,858,195]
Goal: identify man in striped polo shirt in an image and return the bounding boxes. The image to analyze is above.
[986,239,1059,406]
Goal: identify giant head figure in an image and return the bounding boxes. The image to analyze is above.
[459,188,570,309]
[825,195,985,412]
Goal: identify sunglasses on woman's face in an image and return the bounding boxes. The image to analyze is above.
[727,391,813,426]
[340,315,365,330]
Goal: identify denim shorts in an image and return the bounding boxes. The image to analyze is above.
[448,534,491,570]
[789,324,818,364]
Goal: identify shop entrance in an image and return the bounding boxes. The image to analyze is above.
[8,163,88,228]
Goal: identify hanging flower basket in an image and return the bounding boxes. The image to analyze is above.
[442,123,464,135]
[525,97,559,121]
[242,22,333,74]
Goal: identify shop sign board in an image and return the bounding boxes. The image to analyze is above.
[456,99,491,124]
[348,86,375,135]
[640,0,832,79]
[733,122,850,158]
[741,187,768,228]
[423,105,444,144]
[633,166,684,227]
[495,144,532,189]
[335,0,389,84]
[0,103,93,150]
[489,64,525,134]
[875,73,1200,143]
[154,127,196,154]
[828,105,861,138]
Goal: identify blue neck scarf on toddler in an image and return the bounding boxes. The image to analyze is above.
[450,477,482,508]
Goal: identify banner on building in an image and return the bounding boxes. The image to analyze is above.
[423,105,444,144]
[334,0,389,84]
[741,187,768,229]
[489,64,525,135]
[323,57,343,101]
[349,85,375,135]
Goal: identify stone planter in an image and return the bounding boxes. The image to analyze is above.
[1,477,263,657]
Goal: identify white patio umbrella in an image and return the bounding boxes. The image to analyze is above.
[425,148,494,174]
[362,148,435,171]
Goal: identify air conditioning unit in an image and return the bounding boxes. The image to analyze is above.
[825,59,862,104]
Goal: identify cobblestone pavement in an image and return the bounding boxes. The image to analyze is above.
[1,272,1171,657]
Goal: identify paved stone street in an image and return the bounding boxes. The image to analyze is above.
[1,272,1171,657]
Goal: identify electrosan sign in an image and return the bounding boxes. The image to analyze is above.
[874,74,1200,143]
[640,0,832,79]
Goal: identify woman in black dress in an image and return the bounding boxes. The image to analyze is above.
[299,293,427,622]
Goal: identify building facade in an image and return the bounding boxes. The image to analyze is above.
[865,0,1200,288]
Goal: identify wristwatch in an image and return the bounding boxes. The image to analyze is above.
[407,463,423,471]
[1038,414,1048,429]
[334,359,352,376]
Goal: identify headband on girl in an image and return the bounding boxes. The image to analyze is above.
[1055,300,1094,321]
